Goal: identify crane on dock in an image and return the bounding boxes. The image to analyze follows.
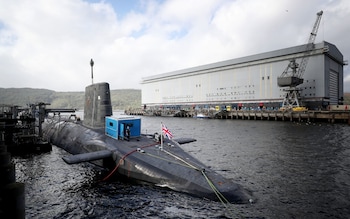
[278,10,323,110]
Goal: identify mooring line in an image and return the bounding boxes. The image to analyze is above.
[161,148,200,170]
[144,152,191,168]
[161,148,237,217]
[101,142,236,217]
[101,142,158,181]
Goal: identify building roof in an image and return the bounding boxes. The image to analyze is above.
[141,41,343,83]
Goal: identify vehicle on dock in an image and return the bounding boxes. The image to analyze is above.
[292,106,308,112]
[279,106,308,112]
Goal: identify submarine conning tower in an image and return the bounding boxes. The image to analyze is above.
[83,82,112,128]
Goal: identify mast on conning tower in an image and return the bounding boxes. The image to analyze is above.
[90,58,94,84]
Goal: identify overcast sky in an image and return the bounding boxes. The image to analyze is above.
[0,0,349,92]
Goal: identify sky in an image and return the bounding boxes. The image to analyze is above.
[0,0,349,92]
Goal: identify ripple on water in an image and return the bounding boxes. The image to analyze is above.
[12,119,350,218]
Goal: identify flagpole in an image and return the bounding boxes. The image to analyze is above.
[160,122,163,150]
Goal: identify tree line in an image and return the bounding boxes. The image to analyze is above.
[0,88,141,110]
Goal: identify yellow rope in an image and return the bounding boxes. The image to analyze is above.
[161,148,200,170]
[141,147,236,217]
[144,152,192,168]
[161,149,234,207]
[200,170,236,217]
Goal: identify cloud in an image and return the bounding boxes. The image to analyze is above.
[0,0,349,92]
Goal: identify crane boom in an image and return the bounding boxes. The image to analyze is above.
[296,10,323,79]
[278,10,323,109]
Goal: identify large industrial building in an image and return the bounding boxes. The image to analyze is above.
[141,41,345,111]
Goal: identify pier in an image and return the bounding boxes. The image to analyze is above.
[0,103,76,218]
[214,110,350,124]
[0,103,53,219]
[0,103,52,155]
[126,108,350,124]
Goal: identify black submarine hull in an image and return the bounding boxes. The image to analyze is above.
[42,119,252,203]
[42,82,252,204]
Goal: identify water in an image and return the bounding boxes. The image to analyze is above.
[13,117,350,218]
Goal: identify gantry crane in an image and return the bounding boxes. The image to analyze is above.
[277,10,323,110]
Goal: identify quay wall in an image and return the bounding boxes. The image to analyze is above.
[126,109,350,124]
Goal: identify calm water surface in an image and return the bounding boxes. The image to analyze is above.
[13,117,350,218]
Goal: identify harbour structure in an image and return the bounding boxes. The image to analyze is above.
[141,40,345,114]
[0,103,52,155]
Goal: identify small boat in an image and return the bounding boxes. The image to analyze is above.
[42,82,252,204]
[193,113,210,119]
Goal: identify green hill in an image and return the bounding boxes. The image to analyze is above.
[0,88,141,110]
[1,87,349,110]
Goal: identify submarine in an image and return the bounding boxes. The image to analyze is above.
[42,82,253,204]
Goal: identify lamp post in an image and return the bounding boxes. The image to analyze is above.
[90,58,94,84]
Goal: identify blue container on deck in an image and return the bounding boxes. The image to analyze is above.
[105,116,141,140]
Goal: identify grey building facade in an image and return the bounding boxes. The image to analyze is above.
[141,41,345,110]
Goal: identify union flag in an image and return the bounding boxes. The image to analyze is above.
[161,123,173,139]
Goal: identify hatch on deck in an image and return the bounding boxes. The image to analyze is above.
[105,116,141,140]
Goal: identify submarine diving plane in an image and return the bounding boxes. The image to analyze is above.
[42,82,253,204]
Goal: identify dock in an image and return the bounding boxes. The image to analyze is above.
[1,103,76,218]
[213,110,350,124]
[126,108,350,124]
[0,103,52,155]
[1,103,53,218]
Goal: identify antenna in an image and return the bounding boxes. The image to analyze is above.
[90,58,94,84]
